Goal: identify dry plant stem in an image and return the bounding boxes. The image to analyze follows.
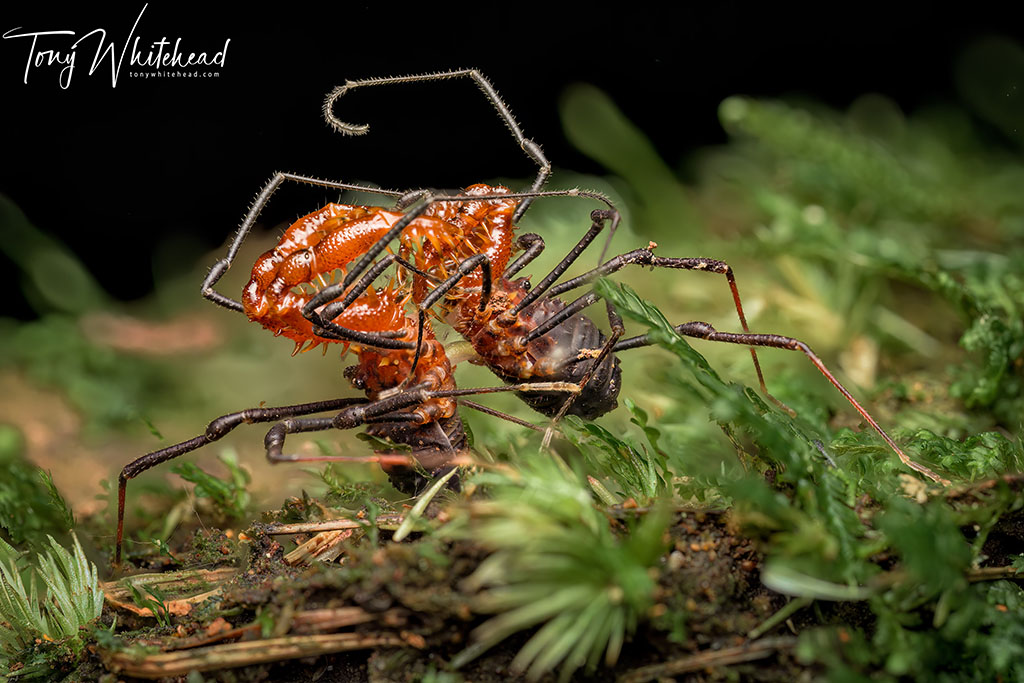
[165,607,393,651]
[944,473,1024,501]
[967,566,1024,582]
[747,597,813,640]
[617,636,798,683]
[284,529,354,565]
[103,568,240,617]
[458,399,545,432]
[287,607,387,633]
[103,632,406,679]
[105,588,221,618]
[264,514,405,535]
[105,567,239,595]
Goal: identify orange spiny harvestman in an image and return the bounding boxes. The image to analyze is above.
[115,68,948,562]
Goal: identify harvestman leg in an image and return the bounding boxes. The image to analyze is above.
[352,209,625,418]
[497,237,943,479]
[323,69,550,222]
[542,246,783,410]
[116,396,368,564]
[301,254,429,348]
[406,254,493,377]
[203,182,598,350]
[610,321,949,485]
[116,382,581,563]
[513,239,945,481]
[503,233,547,279]
[260,381,584,503]
[204,67,615,345]
[323,69,627,261]
[300,250,492,379]
[348,209,626,425]
[262,382,578,463]
[504,231,774,408]
[328,188,616,304]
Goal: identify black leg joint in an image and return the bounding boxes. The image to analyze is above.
[264,424,285,458]
[332,406,366,431]
[206,413,247,440]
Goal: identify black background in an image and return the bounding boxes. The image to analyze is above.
[2,4,1020,320]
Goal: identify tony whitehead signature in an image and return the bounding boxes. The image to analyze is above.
[3,4,230,89]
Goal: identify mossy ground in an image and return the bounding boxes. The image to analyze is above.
[4,45,1024,680]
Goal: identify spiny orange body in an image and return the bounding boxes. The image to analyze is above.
[393,184,619,418]
[241,205,457,424]
[448,278,556,379]
[398,184,552,376]
[243,203,399,345]
[243,202,473,348]
[347,303,458,425]
[407,184,517,305]
[238,183,522,423]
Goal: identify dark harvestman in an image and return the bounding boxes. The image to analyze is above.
[305,69,948,484]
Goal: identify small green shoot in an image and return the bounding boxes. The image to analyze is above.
[142,416,164,440]
[315,463,387,504]
[37,470,75,532]
[171,450,251,520]
[355,432,413,452]
[393,467,459,542]
[560,416,668,503]
[127,582,172,627]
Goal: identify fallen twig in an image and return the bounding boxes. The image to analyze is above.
[967,565,1022,582]
[102,567,239,618]
[617,636,797,683]
[263,514,405,536]
[102,632,407,678]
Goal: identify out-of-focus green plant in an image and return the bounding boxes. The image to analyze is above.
[712,92,1024,429]
[0,534,103,679]
[171,450,251,520]
[559,84,695,237]
[0,195,107,317]
[0,195,191,431]
[451,454,669,681]
[593,280,1024,681]
[562,53,1024,436]
[0,315,174,430]
[0,427,75,546]
[315,462,388,506]
[597,279,876,584]
[906,429,1024,481]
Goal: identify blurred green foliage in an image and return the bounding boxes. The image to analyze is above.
[0,196,182,431]
[596,281,1024,681]
[556,54,1024,674]
[171,450,251,520]
[0,315,175,430]
[708,90,1024,429]
[0,426,75,546]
